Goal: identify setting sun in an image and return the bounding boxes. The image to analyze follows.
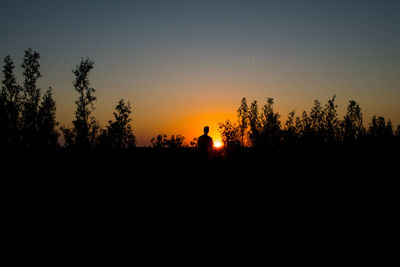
[214,141,223,148]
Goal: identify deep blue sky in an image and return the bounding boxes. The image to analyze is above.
[1,0,400,144]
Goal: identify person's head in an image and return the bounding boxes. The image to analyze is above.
[203,126,209,135]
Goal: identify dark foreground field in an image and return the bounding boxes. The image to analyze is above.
[2,144,398,244]
[2,143,398,187]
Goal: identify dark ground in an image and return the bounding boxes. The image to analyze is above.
[2,142,398,187]
[1,144,398,255]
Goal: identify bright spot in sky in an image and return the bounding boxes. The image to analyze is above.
[214,141,222,148]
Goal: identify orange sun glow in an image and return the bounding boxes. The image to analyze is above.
[214,141,222,148]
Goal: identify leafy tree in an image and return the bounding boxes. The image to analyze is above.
[218,120,240,149]
[248,100,261,147]
[368,116,393,137]
[396,125,400,136]
[260,98,281,147]
[386,120,394,136]
[298,111,312,144]
[72,57,96,148]
[38,87,59,147]
[283,111,297,145]
[1,55,23,147]
[237,97,249,147]
[100,99,136,149]
[323,95,341,143]
[0,82,6,148]
[21,48,42,147]
[343,100,364,142]
[310,99,324,143]
[60,126,75,148]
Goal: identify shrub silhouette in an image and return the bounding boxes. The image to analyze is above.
[150,134,185,149]
[218,120,240,150]
[98,99,136,149]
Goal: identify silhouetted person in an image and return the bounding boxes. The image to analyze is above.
[198,126,213,153]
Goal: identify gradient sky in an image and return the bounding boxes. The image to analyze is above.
[1,0,399,145]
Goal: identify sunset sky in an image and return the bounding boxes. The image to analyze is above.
[1,0,399,145]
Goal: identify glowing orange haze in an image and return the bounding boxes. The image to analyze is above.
[134,109,233,147]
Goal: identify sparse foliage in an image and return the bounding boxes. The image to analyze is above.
[1,55,23,147]
[72,57,96,148]
[248,100,261,147]
[151,134,185,149]
[60,126,75,148]
[260,98,281,147]
[237,97,249,147]
[38,87,59,147]
[99,99,136,149]
[283,111,297,145]
[190,137,198,147]
[21,48,42,147]
[343,100,364,142]
[310,99,324,143]
[323,95,340,143]
[368,116,392,137]
[218,120,240,149]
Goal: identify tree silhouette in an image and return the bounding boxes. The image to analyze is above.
[2,48,399,155]
[386,120,394,136]
[301,111,312,143]
[343,100,364,143]
[248,100,261,147]
[1,55,23,148]
[260,98,281,147]
[21,49,42,147]
[220,95,400,150]
[218,120,240,149]
[0,88,6,147]
[237,97,249,147]
[38,87,59,147]
[310,99,324,143]
[72,57,96,148]
[283,110,297,145]
[99,99,136,149]
[60,126,75,148]
[368,116,391,137]
[323,95,340,143]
